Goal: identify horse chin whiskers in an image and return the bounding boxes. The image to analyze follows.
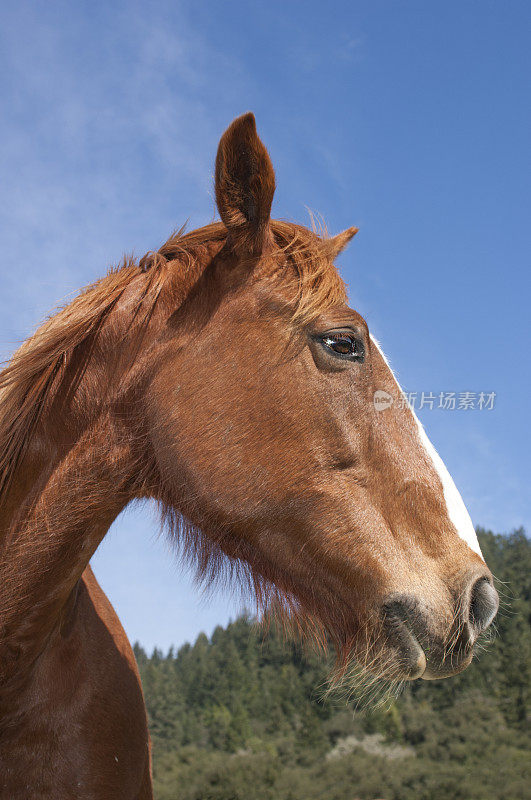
[314,615,420,711]
[323,648,411,712]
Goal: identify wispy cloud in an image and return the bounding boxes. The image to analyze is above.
[0,2,248,356]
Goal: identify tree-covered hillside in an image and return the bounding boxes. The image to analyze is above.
[134,529,530,800]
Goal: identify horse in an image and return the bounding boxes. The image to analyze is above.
[0,113,498,798]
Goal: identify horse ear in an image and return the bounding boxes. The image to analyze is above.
[323,226,359,260]
[215,112,276,254]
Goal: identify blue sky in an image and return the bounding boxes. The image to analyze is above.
[1,0,529,652]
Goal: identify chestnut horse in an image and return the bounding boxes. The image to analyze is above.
[0,114,498,798]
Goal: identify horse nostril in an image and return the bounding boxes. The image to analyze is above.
[468,577,499,632]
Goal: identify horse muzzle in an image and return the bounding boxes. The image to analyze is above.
[381,571,499,680]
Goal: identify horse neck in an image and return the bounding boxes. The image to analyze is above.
[0,409,135,685]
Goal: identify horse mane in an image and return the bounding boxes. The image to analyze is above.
[0,219,346,507]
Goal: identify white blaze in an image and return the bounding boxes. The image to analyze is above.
[370,336,483,560]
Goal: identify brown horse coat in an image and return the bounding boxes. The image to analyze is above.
[0,114,498,798]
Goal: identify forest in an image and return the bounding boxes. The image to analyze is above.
[134,529,530,800]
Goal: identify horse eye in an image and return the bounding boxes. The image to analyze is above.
[321,333,364,361]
